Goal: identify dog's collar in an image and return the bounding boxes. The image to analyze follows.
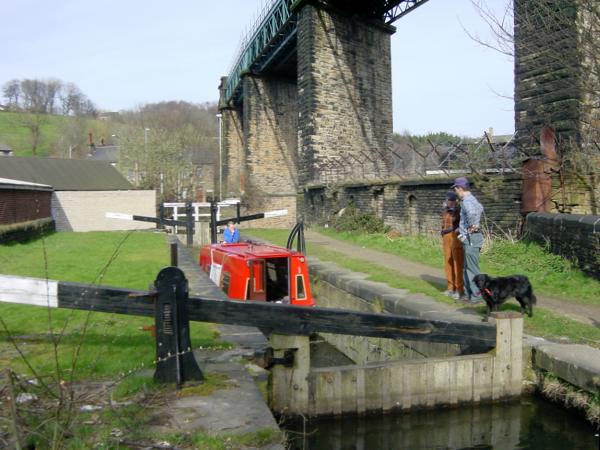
[484,288,493,297]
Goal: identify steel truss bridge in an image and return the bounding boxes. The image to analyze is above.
[224,0,429,105]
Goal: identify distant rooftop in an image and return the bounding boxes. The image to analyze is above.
[0,142,12,154]
[87,145,120,163]
[185,148,216,165]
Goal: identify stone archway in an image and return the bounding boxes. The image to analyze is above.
[407,194,418,234]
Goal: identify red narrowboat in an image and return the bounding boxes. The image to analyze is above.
[199,242,315,307]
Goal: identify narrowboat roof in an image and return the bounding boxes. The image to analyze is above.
[209,242,299,258]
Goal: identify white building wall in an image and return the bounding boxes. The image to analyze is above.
[52,190,156,231]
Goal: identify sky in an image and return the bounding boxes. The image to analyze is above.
[0,0,514,137]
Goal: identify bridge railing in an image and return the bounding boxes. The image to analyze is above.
[225,0,295,103]
[223,0,431,104]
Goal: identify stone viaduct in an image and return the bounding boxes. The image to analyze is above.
[218,0,599,227]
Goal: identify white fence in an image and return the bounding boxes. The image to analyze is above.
[162,199,240,233]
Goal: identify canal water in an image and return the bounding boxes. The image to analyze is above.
[282,396,598,450]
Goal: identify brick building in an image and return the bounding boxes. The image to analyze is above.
[0,177,52,225]
[0,157,156,231]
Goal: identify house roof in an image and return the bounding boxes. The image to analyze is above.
[185,148,216,165]
[0,177,53,191]
[0,157,133,191]
[87,145,120,163]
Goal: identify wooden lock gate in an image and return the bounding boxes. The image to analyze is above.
[0,268,505,394]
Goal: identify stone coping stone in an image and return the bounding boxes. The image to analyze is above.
[533,343,600,393]
[156,355,283,448]
[309,258,486,326]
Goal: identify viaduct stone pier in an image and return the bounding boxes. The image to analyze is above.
[218,1,415,226]
[219,0,599,226]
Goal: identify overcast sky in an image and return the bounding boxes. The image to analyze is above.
[0,0,514,137]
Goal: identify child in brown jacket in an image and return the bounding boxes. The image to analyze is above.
[441,191,465,300]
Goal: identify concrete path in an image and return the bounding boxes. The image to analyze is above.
[304,230,600,327]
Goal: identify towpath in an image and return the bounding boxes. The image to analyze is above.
[304,230,600,328]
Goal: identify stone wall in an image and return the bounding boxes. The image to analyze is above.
[221,106,244,199]
[525,212,600,278]
[514,0,581,145]
[306,176,524,236]
[297,4,394,186]
[242,75,298,228]
[52,190,156,231]
[514,1,600,214]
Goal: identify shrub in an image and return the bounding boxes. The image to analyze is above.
[0,218,55,244]
[331,206,389,234]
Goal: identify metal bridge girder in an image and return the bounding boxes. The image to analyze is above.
[223,0,430,105]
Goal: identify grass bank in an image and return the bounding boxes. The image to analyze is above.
[316,227,600,305]
[0,231,229,380]
[0,111,70,157]
[245,228,600,347]
[0,231,240,448]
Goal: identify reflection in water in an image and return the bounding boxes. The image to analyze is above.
[283,397,598,450]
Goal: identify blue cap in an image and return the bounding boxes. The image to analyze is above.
[451,177,470,188]
[446,191,457,200]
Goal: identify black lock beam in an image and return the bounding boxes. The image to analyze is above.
[153,266,204,387]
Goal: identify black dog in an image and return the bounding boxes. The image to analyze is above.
[472,274,537,322]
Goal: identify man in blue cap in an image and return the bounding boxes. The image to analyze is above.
[452,177,484,304]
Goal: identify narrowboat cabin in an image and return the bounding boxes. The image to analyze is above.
[199,242,315,307]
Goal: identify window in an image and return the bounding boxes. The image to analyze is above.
[222,272,231,294]
[296,275,306,300]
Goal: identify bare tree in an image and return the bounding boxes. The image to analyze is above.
[45,78,63,114]
[21,113,48,155]
[117,102,219,202]
[2,79,21,110]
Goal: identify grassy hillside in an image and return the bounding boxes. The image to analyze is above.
[0,111,110,157]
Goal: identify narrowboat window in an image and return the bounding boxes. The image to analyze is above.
[296,274,306,300]
[222,272,231,294]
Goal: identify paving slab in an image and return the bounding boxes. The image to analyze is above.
[533,343,600,393]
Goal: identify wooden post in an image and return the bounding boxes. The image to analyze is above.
[170,241,178,267]
[158,204,165,230]
[185,202,194,248]
[491,312,523,400]
[269,334,310,415]
[210,199,218,244]
[6,369,22,450]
